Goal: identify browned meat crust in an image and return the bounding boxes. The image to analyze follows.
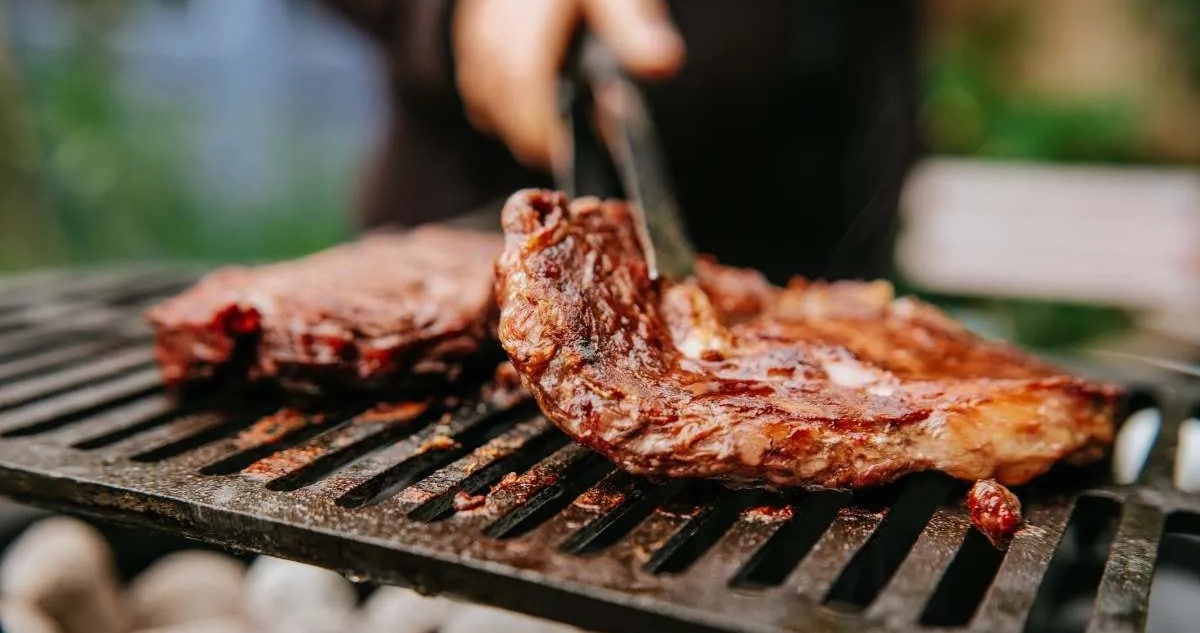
[967,479,1023,547]
[495,190,1119,490]
[147,226,503,393]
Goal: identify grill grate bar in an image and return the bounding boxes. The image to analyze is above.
[668,500,788,583]
[970,499,1075,632]
[0,301,101,333]
[597,482,716,572]
[0,367,163,437]
[1086,501,1165,633]
[532,469,654,553]
[0,338,134,384]
[785,503,884,602]
[406,422,569,522]
[0,318,128,361]
[320,400,536,506]
[249,401,435,491]
[22,269,189,311]
[58,394,178,448]
[824,475,958,611]
[0,269,160,312]
[190,408,352,474]
[388,415,553,512]
[1137,390,1189,490]
[481,444,611,538]
[94,409,245,458]
[0,345,154,411]
[866,507,972,627]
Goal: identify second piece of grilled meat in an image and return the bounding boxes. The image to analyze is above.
[495,190,1118,496]
[147,226,503,393]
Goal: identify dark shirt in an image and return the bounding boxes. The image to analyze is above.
[319,0,918,283]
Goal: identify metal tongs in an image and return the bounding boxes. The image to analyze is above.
[554,35,696,281]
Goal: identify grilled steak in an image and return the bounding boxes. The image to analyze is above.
[147,226,503,393]
[495,190,1118,496]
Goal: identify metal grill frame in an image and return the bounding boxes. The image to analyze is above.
[0,267,1197,633]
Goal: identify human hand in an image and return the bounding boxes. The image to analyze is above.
[452,0,684,169]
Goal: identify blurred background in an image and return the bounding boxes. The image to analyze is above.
[0,0,1197,351]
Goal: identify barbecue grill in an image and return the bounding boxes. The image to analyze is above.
[0,266,1197,633]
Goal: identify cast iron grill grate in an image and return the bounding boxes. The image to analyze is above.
[0,267,1197,633]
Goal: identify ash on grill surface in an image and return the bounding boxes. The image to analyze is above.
[0,267,1198,633]
[146,226,503,393]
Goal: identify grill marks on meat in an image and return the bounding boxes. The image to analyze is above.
[147,226,503,393]
[495,190,1119,496]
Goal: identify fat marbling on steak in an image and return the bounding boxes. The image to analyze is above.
[495,190,1118,540]
[147,226,503,393]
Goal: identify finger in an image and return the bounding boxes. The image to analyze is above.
[492,64,568,168]
[581,0,684,79]
[453,0,576,167]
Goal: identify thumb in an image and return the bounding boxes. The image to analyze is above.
[581,0,684,79]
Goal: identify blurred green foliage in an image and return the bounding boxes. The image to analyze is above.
[915,4,1153,348]
[0,11,350,273]
[922,5,1142,163]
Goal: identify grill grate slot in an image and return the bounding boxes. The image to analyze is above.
[407,423,570,522]
[0,339,135,385]
[1146,512,1200,633]
[256,402,438,491]
[0,346,154,412]
[825,474,958,611]
[484,450,614,539]
[731,490,846,588]
[67,396,180,449]
[200,409,354,475]
[1024,496,1122,633]
[1088,502,1165,633]
[558,477,685,556]
[919,517,1006,627]
[0,368,163,437]
[333,401,539,508]
[670,497,793,585]
[130,408,278,463]
[643,489,764,575]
